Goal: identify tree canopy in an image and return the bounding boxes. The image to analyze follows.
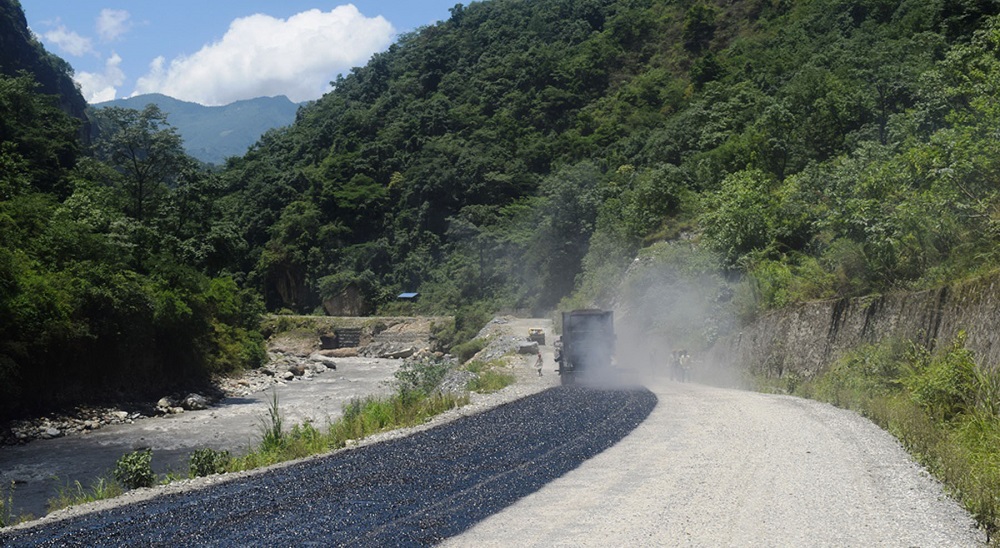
[8,0,1000,415]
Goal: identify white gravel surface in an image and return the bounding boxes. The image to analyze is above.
[5,316,985,546]
[443,379,986,547]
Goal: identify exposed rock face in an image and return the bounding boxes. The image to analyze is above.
[322,284,371,316]
[708,273,1000,378]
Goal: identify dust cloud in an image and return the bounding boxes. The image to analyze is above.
[605,244,746,389]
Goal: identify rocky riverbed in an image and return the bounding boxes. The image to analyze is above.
[2,350,336,446]
[0,316,557,522]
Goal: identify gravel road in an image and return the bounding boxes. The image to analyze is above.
[443,378,986,547]
[0,386,655,546]
[0,315,986,546]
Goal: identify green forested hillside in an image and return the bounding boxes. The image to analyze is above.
[218,0,1000,322]
[0,0,263,419]
[0,0,86,124]
[6,0,1000,417]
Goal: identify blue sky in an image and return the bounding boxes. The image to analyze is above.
[21,1,465,105]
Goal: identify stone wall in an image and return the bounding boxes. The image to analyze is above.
[707,273,1000,377]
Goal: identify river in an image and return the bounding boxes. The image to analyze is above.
[0,357,399,520]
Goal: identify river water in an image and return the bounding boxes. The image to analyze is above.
[0,358,399,520]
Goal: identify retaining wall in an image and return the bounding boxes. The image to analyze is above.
[707,273,1000,377]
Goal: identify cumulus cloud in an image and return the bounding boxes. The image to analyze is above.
[133,5,394,105]
[96,9,131,42]
[43,26,94,57]
[75,52,125,103]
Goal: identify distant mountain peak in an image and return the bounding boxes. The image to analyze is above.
[93,94,301,164]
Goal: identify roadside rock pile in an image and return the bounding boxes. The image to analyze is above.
[471,317,527,362]
[438,369,476,394]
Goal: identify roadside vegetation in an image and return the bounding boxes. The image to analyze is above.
[759,333,1000,541]
[34,356,489,518]
[8,0,1000,420]
[9,0,1000,536]
[465,359,516,394]
[0,481,20,527]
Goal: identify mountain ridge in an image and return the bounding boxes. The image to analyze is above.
[93,93,301,165]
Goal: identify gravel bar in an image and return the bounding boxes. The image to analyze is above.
[0,386,657,546]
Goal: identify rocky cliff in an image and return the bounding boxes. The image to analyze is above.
[708,273,1000,378]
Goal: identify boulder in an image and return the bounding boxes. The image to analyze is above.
[182,393,210,411]
[280,371,295,381]
[517,341,539,354]
[329,347,359,358]
[156,397,176,409]
[384,347,416,359]
[289,364,307,377]
[308,353,338,370]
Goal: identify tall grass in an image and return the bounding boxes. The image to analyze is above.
[1,481,17,527]
[258,390,285,453]
[780,332,1000,541]
[47,477,124,513]
[231,357,470,471]
[231,391,468,470]
[465,359,516,393]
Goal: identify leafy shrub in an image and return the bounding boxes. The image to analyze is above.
[451,338,487,363]
[793,333,1000,538]
[113,448,155,490]
[813,339,906,408]
[394,357,451,396]
[901,333,977,422]
[189,448,232,477]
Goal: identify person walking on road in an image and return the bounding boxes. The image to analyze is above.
[535,351,544,377]
[679,350,691,382]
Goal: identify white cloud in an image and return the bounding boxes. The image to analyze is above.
[96,9,131,42]
[43,25,94,57]
[133,5,394,105]
[75,53,126,103]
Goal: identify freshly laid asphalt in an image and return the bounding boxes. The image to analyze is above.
[0,386,657,546]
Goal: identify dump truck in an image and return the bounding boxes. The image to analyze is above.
[557,309,615,385]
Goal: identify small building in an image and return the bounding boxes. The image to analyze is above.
[397,292,420,301]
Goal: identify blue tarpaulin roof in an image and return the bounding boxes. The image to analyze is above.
[397,292,420,299]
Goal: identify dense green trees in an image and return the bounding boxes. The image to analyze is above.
[213,0,1000,320]
[9,0,1000,414]
[0,0,264,418]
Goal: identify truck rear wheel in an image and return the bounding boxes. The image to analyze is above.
[561,372,574,386]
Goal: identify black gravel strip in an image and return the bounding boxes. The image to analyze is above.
[1,386,657,547]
